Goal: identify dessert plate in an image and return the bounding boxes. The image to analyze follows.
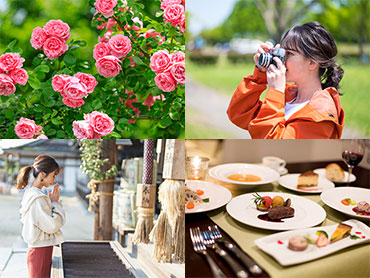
[226,192,326,231]
[313,168,356,183]
[209,163,280,185]
[185,180,232,214]
[255,219,370,266]
[320,187,370,219]
[278,174,335,194]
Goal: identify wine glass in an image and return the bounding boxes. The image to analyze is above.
[342,140,365,186]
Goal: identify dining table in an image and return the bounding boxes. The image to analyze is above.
[186,161,370,278]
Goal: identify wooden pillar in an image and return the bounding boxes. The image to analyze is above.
[98,139,117,240]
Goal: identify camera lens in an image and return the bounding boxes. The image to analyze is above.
[258,53,272,68]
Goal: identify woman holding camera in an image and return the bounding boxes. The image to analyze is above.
[227,22,344,139]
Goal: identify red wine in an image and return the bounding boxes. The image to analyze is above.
[342,151,363,166]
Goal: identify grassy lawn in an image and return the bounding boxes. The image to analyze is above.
[187,59,370,136]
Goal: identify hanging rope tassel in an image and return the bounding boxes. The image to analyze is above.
[132,207,154,244]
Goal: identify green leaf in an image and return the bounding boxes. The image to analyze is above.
[51,118,61,125]
[132,56,144,65]
[5,110,14,119]
[45,100,56,107]
[57,130,66,138]
[110,132,121,138]
[34,64,50,73]
[44,113,51,120]
[64,53,76,66]
[7,39,17,50]
[32,57,41,66]
[155,11,164,17]
[28,76,41,90]
[36,72,46,80]
[92,99,102,109]
[159,117,171,128]
[47,129,56,136]
[34,106,43,112]
[12,47,23,54]
[74,40,87,47]
[123,58,131,68]
[118,118,128,126]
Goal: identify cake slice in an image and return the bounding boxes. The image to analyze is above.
[297,171,318,188]
[330,223,352,243]
[325,163,345,181]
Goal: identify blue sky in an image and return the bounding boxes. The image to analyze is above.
[187,0,239,35]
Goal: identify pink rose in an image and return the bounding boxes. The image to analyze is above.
[36,134,48,139]
[154,72,177,92]
[14,117,42,139]
[63,97,85,108]
[94,0,117,18]
[93,42,111,60]
[150,50,172,74]
[170,62,185,85]
[142,29,166,45]
[30,27,47,50]
[43,20,71,42]
[180,13,185,33]
[9,68,28,86]
[108,34,132,58]
[170,51,185,63]
[72,120,99,139]
[84,111,114,136]
[163,4,184,27]
[98,29,113,43]
[64,78,88,99]
[95,55,122,78]
[0,53,25,72]
[143,93,165,109]
[161,0,181,10]
[0,73,16,96]
[131,17,143,31]
[52,74,72,94]
[43,37,68,60]
[106,18,117,29]
[74,72,98,94]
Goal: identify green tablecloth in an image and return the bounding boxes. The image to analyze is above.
[206,180,370,278]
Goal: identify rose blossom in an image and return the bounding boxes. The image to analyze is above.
[43,19,71,42]
[9,68,28,86]
[64,78,88,99]
[143,93,165,109]
[74,72,98,94]
[94,0,117,18]
[130,17,143,31]
[160,0,182,10]
[63,97,85,108]
[14,117,42,139]
[170,62,185,85]
[154,72,177,92]
[95,55,121,78]
[36,134,48,139]
[43,37,68,60]
[164,4,184,27]
[52,74,72,94]
[150,50,172,74]
[0,53,25,72]
[30,27,47,50]
[108,34,132,58]
[180,13,185,33]
[93,42,111,60]
[72,120,99,139]
[84,111,114,136]
[171,51,185,63]
[0,73,16,96]
[143,29,165,45]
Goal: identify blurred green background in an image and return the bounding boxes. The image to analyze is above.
[186,0,370,138]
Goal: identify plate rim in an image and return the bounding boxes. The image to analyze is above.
[278,173,335,194]
[320,187,370,219]
[226,192,327,231]
[209,163,280,185]
[185,180,232,214]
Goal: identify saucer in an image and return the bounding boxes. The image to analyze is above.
[278,167,288,175]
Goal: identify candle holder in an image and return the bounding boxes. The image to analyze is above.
[185,156,210,180]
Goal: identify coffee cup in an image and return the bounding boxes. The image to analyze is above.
[262,156,286,173]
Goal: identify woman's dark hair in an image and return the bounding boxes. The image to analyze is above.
[281,21,344,91]
[16,154,59,190]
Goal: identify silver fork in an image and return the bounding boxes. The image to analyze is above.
[202,229,249,278]
[210,225,263,276]
[190,227,227,278]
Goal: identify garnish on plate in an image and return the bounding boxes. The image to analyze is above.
[185,186,210,210]
[341,198,356,206]
[252,193,294,222]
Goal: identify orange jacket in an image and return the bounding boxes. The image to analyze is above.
[227,67,344,139]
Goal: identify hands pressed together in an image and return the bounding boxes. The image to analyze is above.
[48,183,60,203]
[254,41,286,93]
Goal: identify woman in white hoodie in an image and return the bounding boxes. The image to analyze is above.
[17,154,65,278]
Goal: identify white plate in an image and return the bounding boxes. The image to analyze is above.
[226,192,326,231]
[320,187,370,219]
[314,168,356,183]
[185,180,232,214]
[255,219,370,266]
[278,174,335,194]
[209,163,280,185]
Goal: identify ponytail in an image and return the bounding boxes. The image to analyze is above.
[320,63,344,92]
[16,166,33,190]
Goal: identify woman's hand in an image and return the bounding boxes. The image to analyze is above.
[254,42,280,72]
[48,183,60,203]
[266,57,286,93]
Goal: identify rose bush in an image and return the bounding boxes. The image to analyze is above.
[0,0,185,138]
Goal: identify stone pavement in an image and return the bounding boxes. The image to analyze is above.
[0,193,94,278]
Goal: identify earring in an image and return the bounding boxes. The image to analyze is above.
[41,178,44,182]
